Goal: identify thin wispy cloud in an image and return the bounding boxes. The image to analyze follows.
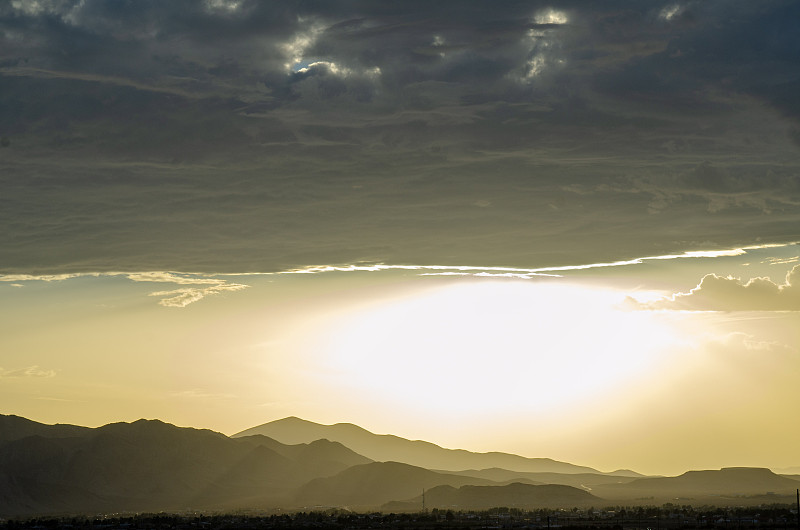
[169,389,236,400]
[1,365,57,379]
[763,256,799,266]
[278,243,791,278]
[148,283,248,308]
[0,271,250,307]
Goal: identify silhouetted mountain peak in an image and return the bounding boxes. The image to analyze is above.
[96,419,229,444]
[235,417,603,474]
[331,422,373,434]
[0,414,91,443]
[272,416,318,427]
[607,469,645,477]
[133,418,162,424]
[0,415,378,516]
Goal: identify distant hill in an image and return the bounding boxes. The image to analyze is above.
[0,416,371,516]
[607,469,646,477]
[384,482,600,511]
[441,468,642,488]
[593,467,800,501]
[235,417,602,474]
[292,461,499,509]
[236,435,372,478]
[0,414,91,443]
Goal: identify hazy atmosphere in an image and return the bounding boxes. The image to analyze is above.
[2,0,800,479]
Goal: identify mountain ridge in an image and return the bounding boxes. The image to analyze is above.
[234,417,604,474]
[4,414,800,516]
[0,415,372,516]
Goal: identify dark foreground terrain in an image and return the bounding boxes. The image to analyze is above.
[2,505,799,530]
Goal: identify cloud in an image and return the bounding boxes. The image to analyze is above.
[127,272,249,306]
[3,1,798,115]
[148,283,248,308]
[0,271,249,307]
[126,271,234,286]
[1,365,57,378]
[170,389,236,399]
[643,264,800,311]
[659,4,685,22]
[278,244,784,277]
[763,256,799,266]
[0,273,96,282]
[2,1,800,274]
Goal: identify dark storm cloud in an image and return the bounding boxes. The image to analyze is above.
[1,0,799,273]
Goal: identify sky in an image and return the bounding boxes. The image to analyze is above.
[1,0,799,476]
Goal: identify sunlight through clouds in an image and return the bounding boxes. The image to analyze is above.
[518,9,569,81]
[659,4,685,21]
[283,18,327,71]
[204,0,244,15]
[534,9,569,25]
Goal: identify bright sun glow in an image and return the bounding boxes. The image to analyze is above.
[308,281,688,418]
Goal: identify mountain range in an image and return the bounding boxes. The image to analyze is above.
[0,415,372,514]
[2,414,799,517]
[234,416,608,474]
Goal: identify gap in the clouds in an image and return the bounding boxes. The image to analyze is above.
[291,60,314,72]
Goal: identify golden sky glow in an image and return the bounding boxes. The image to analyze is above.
[306,282,687,417]
[2,243,798,476]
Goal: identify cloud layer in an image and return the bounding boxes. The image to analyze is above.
[2,1,799,273]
